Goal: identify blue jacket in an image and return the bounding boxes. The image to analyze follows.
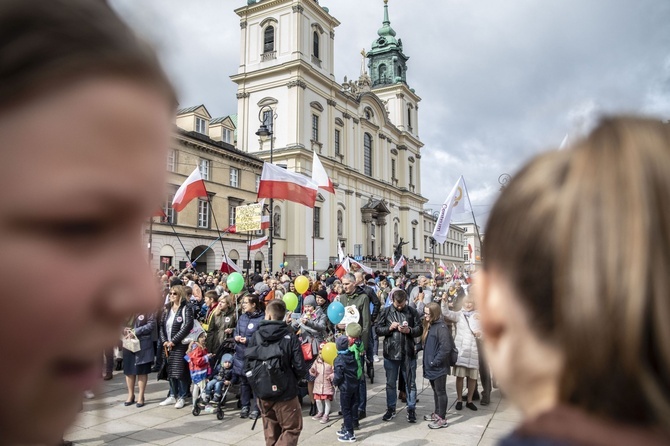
[333,351,359,394]
[232,310,265,376]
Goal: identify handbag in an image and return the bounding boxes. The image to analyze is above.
[122,332,140,353]
[301,341,314,361]
[157,347,169,381]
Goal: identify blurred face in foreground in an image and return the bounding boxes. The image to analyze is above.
[0,77,172,443]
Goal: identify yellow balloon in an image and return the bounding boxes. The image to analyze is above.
[294,275,310,295]
[321,342,338,366]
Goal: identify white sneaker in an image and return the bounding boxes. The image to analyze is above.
[159,396,176,406]
[175,398,185,409]
[83,390,95,399]
[373,355,380,362]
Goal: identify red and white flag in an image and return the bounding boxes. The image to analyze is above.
[312,153,334,193]
[172,167,208,212]
[393,255,406,273]
[338,241,346,263]
[248,235,268,251]
[334,258,350,279]
[350,258,373,275]
[261,215,270,230]
[257,163,318,207]
[452,263,460,279]
[220,254,242,274]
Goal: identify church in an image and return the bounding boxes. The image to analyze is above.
[232,0,428,272]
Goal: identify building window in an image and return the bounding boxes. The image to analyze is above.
[312,114,319,142]
[255,174,261,192]
[407,107,412,129]
[394,222,399,245]
[313,207,321,238]
[230,167,239,188]
[263,25,275,53]
[167,149,177,172]
[337,210,343,237]
[197,199,210,228]
[391,158,396,181]
[334,129,341,156]
[195,117,206,134]
[199,158,210,181]
[363,133,372,176]
[412,227,416,249]
[162,194,176,225]
[313,31,320,59]
[409,165,413,186]
[378,64,387,83]
[273,205,281,238]
[228,204,236,227]
[223,128,232,144]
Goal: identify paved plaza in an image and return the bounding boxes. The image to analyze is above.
[66,358,521,446]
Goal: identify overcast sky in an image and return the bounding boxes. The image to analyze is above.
[112,0,670,228]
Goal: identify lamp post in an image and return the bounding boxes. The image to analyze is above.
[256,106,275,273]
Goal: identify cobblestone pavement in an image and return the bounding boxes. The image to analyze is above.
[66,358,521,445]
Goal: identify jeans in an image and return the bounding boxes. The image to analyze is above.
[371,325,379,358]
[477,339,492,401]
[358,376,366,412]
[341,387,360,434]
[429,375,448,419]
[205,379,224,398]
[383,358,417,410]
[238,373,257,411]
[169,378,189,399]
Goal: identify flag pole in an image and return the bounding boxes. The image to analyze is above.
[203,185,230,274]
[460,177,484,252]
[166,219,190,264]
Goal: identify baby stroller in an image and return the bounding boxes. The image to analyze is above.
[192,381,230,420]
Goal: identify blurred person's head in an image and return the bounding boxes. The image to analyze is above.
[476,116,670,432]
[0,0,175,442]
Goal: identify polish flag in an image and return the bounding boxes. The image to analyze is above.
[257,163,318,208]
[452,263,460,279]
[172,167,208,212]
[312,153,334,193]
[261,215,270,230]
[334,258,350,279]
[337,241,346,263]
[224,225,237,234]
[393,255,406,273]
[153,208,167,218]
[220,254,242,274]
[248,235,268,251]
[350,258,373,275]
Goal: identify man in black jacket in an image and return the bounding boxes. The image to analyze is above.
[246,300,307,446]
[375,289,423,423]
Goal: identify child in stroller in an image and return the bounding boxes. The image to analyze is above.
[193,352,236,419]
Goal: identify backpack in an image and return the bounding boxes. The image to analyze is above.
[243,334,287,400]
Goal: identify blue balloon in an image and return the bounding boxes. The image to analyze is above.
[327,301,345,325]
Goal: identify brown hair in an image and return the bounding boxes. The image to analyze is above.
[204,290,219,302]
[422,302,442,345]
[266,299,286,321]
[0,0,175,113]
[483,116,670,428]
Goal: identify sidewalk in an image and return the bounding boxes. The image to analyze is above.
[66,359,520,445]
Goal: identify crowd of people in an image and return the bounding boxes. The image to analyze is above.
[111,266,482,443]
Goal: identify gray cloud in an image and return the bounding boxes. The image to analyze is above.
[112,0,670,228]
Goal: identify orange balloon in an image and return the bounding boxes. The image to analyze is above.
[294,275,310,295]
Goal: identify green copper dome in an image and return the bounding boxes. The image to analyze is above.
[372,0,399,50]
[368,0,409,87]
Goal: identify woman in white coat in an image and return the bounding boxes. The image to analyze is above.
[442,294,481,410]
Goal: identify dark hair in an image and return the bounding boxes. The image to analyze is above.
[244,293,264,312]
[266,299,286,321]
[392,289,407,303]
[204,290,219,302]
[0,0,175,113]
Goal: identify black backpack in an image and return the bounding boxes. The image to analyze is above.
[243,334,287,400]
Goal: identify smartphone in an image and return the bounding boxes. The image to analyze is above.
[418,286,423,293]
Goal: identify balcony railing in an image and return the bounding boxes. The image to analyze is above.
[261,51,276,61]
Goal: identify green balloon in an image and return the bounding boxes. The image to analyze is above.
[283,292,299,312]
[226,272,244,294]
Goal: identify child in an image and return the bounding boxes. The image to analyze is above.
[309,343,335,423]
[185,332,213,403]
[333,323,364,443]
[203,353,235,404]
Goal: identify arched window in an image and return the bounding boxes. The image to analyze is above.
[363,133,372,176]
[394,222,399,245]
[313,31,320,59]
[397,65,402,77]
[264,26,275,53]
[378,64,387,82]
[407,106,412,129]
[337,210,343,237]
[273,205,281,238]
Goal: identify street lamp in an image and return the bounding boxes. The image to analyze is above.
[256,105,275,273]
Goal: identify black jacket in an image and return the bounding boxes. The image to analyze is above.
[362,285,382,323]
[422,320,453,380]
[376,304,423,361]
[333,351,359,393]
[246,320,307,402]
